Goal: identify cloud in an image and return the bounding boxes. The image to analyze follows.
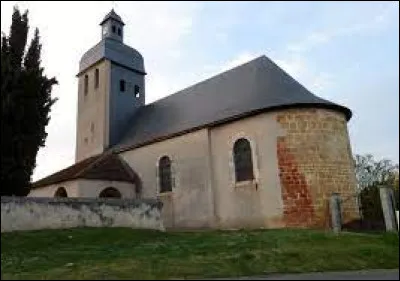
[274,55,334,94]
[287,32,330,53]
[287,3,398,53]
[199,52,261,80]
[310,73,334,92]
[123,1,198,52]
[219,52,261,72]
[275,56,308,80]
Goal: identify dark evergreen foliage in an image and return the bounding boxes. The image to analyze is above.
[1,6,58,196]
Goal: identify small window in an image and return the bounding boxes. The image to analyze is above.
[94,68,99,89]
[159,156,172,193]
[120,79,126,92]
[54,187,68,198]
[99,187,122,198]
[134,85,140,98]
[117,28,122,36]
[233,138,254,182]
[84,74,88,95]
[112,25,116,33]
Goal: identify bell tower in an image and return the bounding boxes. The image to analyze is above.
[75,9,146,162]
[100,9,124,42]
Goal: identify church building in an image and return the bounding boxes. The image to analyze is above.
[29,10,360,229]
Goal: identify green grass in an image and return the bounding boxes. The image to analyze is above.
[1,228,398,280]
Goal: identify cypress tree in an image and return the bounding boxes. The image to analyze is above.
[1,6,58,196]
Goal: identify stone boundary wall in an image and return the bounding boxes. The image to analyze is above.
[1,197,164,232]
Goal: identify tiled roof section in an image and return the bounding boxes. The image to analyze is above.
[114,55,352,152]
[32,153,138,188]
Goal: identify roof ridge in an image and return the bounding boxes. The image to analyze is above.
[145,55,266,106]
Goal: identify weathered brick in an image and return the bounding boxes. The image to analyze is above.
[277,108,360,228]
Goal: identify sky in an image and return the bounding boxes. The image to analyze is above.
[1,1,399,182]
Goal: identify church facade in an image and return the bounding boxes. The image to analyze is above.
[29,10,360,229]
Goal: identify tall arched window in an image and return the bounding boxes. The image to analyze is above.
[94,68,99,89]
[233,138,254,182]
[84,74,89,95]
[54,187,68,198]
[159,156,172,193]
[99,187,122,198]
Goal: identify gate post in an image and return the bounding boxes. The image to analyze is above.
[379,186,397,232]
[330,192,342,233]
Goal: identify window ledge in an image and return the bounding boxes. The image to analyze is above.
[157,191,173,197]
[234,179,258,189]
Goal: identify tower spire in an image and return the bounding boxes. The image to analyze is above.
[100,8,124,42]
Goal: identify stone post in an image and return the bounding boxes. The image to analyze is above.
[379,186,397,232]
[330,193,342,233]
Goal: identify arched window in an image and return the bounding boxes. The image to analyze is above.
[112,25,116,33]
[233,138,254,182]
[117,28,122,36]
[120,79,126,92]
[99,187,122,198]
[54,187,68,198]
[94,68,99,89]
[84,74,89,95]
[159,156,172,193]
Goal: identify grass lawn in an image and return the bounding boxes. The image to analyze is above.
[1,227,398,280]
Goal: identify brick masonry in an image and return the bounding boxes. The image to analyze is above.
[276,108,360,228]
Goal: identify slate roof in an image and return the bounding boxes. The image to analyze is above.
[33,55,352,188]
[32,153,138,188]
[113,55,352,153]
[100,9,125,26]
[78,38,145,76]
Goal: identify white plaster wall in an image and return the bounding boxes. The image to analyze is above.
[28,180,80,197]
[28,179,136,199]
[76,179,137,198]
[209,111,285,228]
[120,112,287,229]
[75,60,111,162]
[1,197,164,233]
[120,129,214,229]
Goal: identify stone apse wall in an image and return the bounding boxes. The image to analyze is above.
[276,108,360,228]
[1,197,164,233]
[118,107,360,230]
